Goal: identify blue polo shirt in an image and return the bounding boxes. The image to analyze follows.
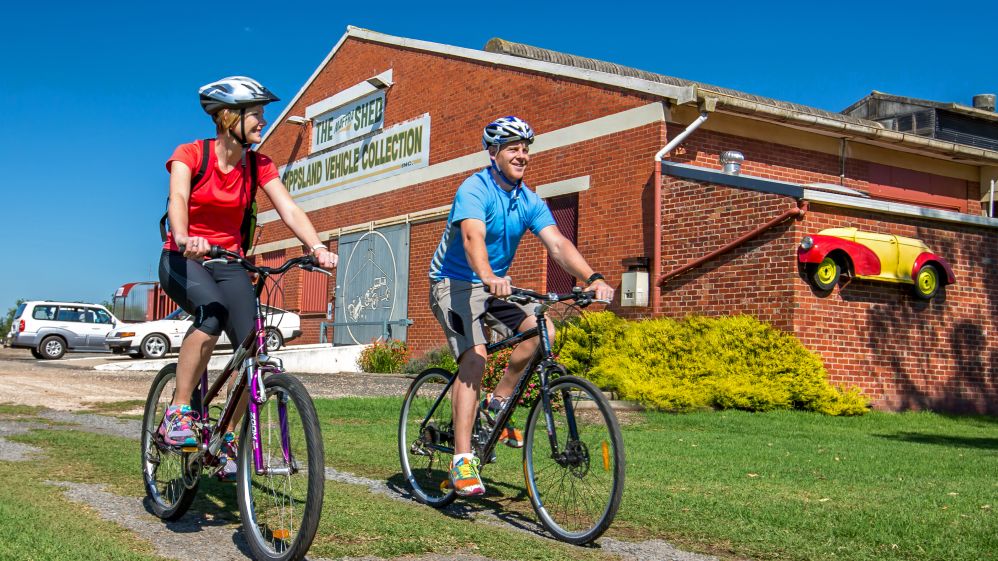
[429,168,556,282]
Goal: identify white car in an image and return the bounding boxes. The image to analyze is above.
[106,306,302,359]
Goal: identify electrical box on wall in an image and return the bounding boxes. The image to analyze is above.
[621,270,648,307]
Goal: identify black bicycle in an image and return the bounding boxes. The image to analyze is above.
[398,286,625,544]
[141,247,329,561]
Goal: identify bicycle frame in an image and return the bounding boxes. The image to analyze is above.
[418,293,578,464]
[191,267,294,476]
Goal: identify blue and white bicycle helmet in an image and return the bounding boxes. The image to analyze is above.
[482,116,535,149]
[199,76,279,115]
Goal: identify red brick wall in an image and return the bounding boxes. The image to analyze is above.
[672,128,976,212]
[792,205,997,414]
[660,128,996,413]
[659,178,800,331]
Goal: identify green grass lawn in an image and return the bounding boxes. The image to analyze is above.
[2,399,995,561]
[314,397,997,561]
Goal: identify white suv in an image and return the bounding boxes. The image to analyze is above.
[106,305,302,359]
[8,301,122,359]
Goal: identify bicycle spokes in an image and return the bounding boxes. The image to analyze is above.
[524,376,624,544]
[399,369,457,507]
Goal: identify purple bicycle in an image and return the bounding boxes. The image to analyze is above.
[141,247,328,561]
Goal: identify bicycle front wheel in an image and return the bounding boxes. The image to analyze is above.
[523,374,625,544]
[141,363,201,521]
[398,368,457,508]
[237,373,324,561]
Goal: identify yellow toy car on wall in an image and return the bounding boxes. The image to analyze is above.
[797,227,956,299]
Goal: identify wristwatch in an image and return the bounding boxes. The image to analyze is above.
[310,243,326,253]
[585,273,605,285]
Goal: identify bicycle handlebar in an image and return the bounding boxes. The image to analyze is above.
[192,245,332,277]
[485,283,606,307]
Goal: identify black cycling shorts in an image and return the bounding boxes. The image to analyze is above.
[158,250,255,345]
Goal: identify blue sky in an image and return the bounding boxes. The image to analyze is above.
[1,0,994,314]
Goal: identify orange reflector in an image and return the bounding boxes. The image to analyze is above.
[523,462,533,500]
[440,479,451,491]
[181,446,198,453]
[602,441,611,471]
[272,529,290,539]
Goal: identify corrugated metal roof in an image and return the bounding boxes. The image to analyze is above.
[484,37,880,129]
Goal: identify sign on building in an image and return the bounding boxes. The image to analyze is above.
[280,114,430,202]
[310,90,386,152]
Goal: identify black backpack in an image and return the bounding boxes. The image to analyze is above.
[159,139,259,254]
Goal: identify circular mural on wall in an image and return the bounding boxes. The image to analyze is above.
[340,230,399,344]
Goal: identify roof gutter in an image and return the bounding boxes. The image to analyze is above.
[699,87,998,165]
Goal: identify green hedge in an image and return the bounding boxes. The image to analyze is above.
[557,312,868,415]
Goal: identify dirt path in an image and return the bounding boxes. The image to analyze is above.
[0,347,411,411]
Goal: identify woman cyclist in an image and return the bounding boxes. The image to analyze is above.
[158,76,336,479]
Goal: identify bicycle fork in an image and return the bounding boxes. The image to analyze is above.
[247,358,295,476]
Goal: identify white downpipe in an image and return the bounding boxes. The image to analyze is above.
[991,178,995,218]
[655,111,710,162]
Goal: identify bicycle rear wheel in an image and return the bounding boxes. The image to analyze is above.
[237,373,324,561]
[398,368,457,508]
[523,374,625,544]
[141,363,201,520]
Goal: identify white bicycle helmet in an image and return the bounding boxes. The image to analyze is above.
[199,76,279,115]
[482,116,535,149]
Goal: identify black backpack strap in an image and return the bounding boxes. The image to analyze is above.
[191,138,211,187]
[160,139,212,242]
[249,149,259,201]
[240,151,260,253]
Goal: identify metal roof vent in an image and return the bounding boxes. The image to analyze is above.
[973,94,996,112]
[720,150,744,174]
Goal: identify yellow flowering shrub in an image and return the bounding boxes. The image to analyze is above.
[556,312,868,415]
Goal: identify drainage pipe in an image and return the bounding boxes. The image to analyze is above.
[991,178,995,218]
[657,202,808,286]
[652,110,710,315]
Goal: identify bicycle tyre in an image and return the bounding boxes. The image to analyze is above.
[398,368,457,508]
[523,374,625,544]
[141,363,201,521]
[237,372,324,561]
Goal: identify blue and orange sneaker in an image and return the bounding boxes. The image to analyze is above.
[448,456,485,497]
[158,405,197,447]
[218,432,238,482]
[480,393,524,449]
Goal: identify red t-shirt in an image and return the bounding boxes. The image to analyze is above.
[163,140,279,253]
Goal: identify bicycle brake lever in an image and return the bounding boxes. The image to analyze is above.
[302,264,333,277]
[202,258,228,266]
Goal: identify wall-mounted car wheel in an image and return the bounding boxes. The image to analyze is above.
[809,256,841,291]
[141,334,169,359]
[913,265,940,300]
[264,328,284,353]
[39,336,66,360]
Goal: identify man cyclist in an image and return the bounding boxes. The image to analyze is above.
[428,116,614,496]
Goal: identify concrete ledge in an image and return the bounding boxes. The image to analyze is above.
[95,344,367,373]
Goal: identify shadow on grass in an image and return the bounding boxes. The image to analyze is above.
[874,432,998,450]
[385,471,607,549]
[142,476,255,559]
